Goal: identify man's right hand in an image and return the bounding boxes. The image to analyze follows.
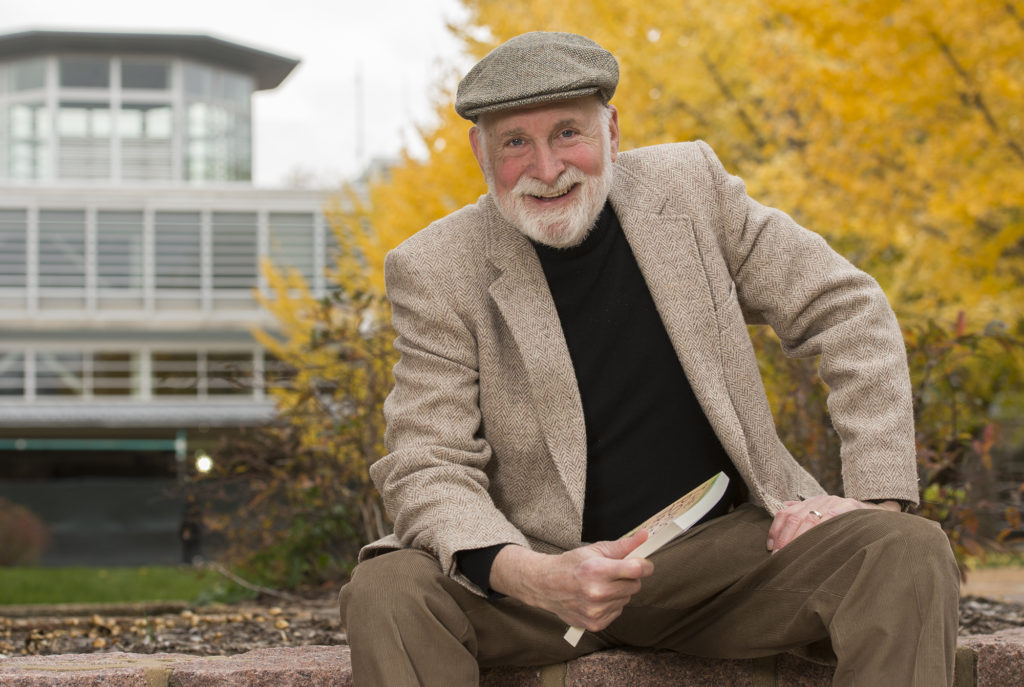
[488,531,654,632]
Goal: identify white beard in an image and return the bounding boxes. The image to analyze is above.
[486,138,614,249]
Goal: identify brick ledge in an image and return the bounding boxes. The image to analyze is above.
[0,629,1021,686]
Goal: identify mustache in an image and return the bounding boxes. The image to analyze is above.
[511,167,587,199]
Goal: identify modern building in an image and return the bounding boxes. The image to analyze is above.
[0,30,334,565]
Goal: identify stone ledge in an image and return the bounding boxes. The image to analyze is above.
[959,627,1024,687]
[1,632,1021,686]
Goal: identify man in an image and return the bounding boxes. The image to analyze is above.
[339,32,959,686]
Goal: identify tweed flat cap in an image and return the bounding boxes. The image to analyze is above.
[455,32,618,121]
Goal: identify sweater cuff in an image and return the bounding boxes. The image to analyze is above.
[455,544,510,597]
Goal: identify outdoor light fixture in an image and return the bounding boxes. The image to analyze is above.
[195,451,214,474]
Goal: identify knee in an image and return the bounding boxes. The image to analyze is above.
[861,511,959,588]
[339,549,445,624]
[889,512,955,561]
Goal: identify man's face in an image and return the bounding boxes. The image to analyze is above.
[470,96,619,248]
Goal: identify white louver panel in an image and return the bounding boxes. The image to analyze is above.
[97,210,144,289]
[38,210,86,288]
[268,212,315,283]
[0,209,27,288]
[211,212,257,289]
[0,350,24,397]
[154,211,201,289]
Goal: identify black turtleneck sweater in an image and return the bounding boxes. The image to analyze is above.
[457,202,742,591]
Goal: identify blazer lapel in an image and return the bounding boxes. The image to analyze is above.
[609,168,750,470]
[482,198,589,517]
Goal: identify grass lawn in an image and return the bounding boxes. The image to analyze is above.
[965,549,1024,571]
[0,565,253,605]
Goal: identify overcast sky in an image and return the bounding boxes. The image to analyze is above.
[0,0,471,187]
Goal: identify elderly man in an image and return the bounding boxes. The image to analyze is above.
[339,32,959,686]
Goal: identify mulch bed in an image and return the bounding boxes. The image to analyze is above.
[1,594,1021,658]
[0,594,344,658]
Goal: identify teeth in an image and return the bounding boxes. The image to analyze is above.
[533,186,572,199]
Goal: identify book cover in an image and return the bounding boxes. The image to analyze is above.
[563,471,730,646]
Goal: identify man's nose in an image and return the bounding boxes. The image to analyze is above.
[531,144,566,185]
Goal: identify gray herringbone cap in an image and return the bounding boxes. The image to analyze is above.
[455,32,618,121]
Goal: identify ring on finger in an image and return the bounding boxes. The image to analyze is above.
[809,509,824,520]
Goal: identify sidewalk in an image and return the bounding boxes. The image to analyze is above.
[963,567,1024,604]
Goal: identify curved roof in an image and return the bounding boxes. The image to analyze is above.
[0,29,300,91]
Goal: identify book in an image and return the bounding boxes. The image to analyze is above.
[562,471,730,646]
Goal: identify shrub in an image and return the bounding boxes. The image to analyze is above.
[905,313,1023,565]
[0,498,49,565]
[757,311,1024,570]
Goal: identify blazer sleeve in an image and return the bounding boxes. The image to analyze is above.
[695,141,919,504]
[369,243,530,592]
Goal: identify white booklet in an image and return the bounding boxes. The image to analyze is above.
[563,471,730,646]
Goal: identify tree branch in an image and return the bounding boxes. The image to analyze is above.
[929,28,1024,163]
[203,562,303,602]
[701,53,768,157]
[1007,3,1024,31]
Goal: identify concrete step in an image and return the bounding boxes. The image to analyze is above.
[1,630,1021,686]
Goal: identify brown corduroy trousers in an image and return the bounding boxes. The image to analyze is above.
[338,504,959,686]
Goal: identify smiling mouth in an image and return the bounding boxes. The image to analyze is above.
[529,183,579,201]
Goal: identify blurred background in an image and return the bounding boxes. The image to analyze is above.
[0,0,1020,603]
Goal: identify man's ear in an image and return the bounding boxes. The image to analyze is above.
[469,126,486,173]
[607,105,620,162]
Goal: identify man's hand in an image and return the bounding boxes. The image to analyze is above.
[767,495,901,553]
[489,531,654,632]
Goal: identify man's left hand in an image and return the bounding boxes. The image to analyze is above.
[767,495,900,553]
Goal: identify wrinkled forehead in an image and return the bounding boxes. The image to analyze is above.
[476,95,606,136]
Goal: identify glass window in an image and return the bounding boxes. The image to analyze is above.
[118,107,144,138]
[97,211,143,289]
[226,114,251,181]
[221,72,253,106]
[0,209,27,288]
[212,212,257,289]
[0,351,24,396]
[188,102,230,137]
[10,59,45,91]
[186,140,208,181]
[154,212,201,289]
[9,102,46,138]
[38,210,86,288]
[120,105,174,181]
[57,103,111,180]
[57,106,89,136]
[58,103,112,137]
[152,352,198,395]
[7,102,48,180]
[59,57,110,88]
[121,60,170,90]
[92,352,136,396]
[183,63,211,98]
[36,352,85,396]
[119,104,172,139]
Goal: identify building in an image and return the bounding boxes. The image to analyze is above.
[0,30,334,565]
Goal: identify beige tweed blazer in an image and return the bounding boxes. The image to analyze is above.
[363,141,919,593]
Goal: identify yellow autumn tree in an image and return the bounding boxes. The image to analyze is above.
[456,0,1023,323]
[250,0,1022,569]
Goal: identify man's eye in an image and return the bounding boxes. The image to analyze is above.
[559,129,576,139]
[506,137,524,147]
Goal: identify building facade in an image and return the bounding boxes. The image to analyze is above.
[0,31,332,565]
